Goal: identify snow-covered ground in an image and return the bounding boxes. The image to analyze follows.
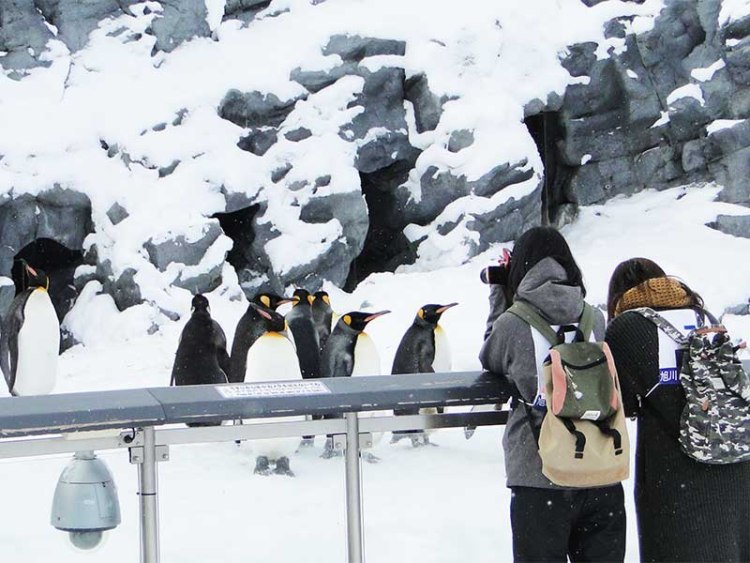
[0,184,749,562]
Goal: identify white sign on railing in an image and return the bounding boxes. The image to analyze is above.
[216,381,332,398]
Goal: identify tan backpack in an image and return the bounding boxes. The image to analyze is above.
[509,302,630,488]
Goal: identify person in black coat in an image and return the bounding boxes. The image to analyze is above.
[605,257,750,563]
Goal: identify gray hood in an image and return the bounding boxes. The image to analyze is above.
[514,257,584,325]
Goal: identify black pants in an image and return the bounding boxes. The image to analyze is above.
[510,485,626,563]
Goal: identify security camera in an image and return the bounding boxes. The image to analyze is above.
[50,451,121,551]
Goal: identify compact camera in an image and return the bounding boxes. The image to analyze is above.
[479,265,509,285]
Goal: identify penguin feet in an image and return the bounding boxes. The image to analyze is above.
[320,437,344,459]
[410,432,436,448]
[361,451,380,464]
[273,457,295,477]
[390,431,412,444]
[253,456,272,476]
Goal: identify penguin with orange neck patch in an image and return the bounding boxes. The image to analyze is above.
[242,303,303,476]
[0,260,60,396]
[391,303,458,446]
[320,309,390,460]
[228,292,292,383]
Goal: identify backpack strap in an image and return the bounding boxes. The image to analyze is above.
[578,303,596,342]
[507,301,559,346]
[509,301,597,346]
[630,307,689,347]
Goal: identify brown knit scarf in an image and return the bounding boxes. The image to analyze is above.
[614,277,693,317]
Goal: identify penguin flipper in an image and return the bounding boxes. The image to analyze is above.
[334,355,354,378]
[212,320,231,380]
[1,294,28,394]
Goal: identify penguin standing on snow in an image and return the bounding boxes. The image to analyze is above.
[311,290,333,354]
[286,289,322,447]
[0,260,60,396]
[285,289,320,380]
[228,292,291,383]
[242,303,302,476]
[320,310,390,460]
[391,303,458,447]
[170,294,230,427]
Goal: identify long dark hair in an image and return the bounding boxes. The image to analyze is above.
[606,258,665,320]
[606,257,704,320]
[507,226,585,299]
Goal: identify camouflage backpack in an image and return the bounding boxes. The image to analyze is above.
[635,308,750,464]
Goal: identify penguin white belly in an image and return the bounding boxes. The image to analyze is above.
[420,325,452,432]
[351,332,380,376]
[244,333,303,460]
[351,332,386,446]
[14,289,59,396]
[432,325,452,373]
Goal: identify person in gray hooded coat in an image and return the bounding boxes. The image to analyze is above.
[479,227,626,563]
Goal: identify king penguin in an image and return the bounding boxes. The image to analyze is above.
[228,292,291,384]
[0,260,60,396]
[285,289,320,380]
[311,290,333,355]
[170,294,230,426]
[390,303,458,446]
[286,289,323,447]
[242,303,302,476]
[320,310,390,460]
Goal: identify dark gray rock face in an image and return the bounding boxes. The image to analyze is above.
[144,222,223,271]
[223,0,271,23]
[237,128,278,156]
[106,202,129,225]
[555,0,750,209]
[219,89,302,128]
[35,0,135,53]
[0,0,54,75]
[0,188,92,274]
[323,34,405,62]
[0,278,15,324]
[0,188,93,321]
[405,73,445,133]
[343,67,412,173]
[149,0,211,54]
[708,214,750,238]
[448,129,474,153]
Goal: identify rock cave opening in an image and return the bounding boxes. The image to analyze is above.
[212,204,262,292]
[11,238,84,323]
[524,111,577,226]
[344,160,418,291]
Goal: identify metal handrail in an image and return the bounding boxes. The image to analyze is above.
[0,371,511,563]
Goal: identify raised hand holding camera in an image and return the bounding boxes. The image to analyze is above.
[480,247,512,285]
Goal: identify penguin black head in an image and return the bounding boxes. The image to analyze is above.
[18,260,49,292]
[252,292,292,310]
[340,310,390,332]
[313,291,331,306]
[191,294,211,315]
[249,302,287,333]
[417,303,458,326]
[292,288,314,307]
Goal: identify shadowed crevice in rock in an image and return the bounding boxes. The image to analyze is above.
[212,204,262,295]
[11,238,84,327]
[344,158,419,291]
[524,111,578,227]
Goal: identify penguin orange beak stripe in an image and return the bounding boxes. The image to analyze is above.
[364,310,391,322]
[277,298,294,306]
[436,303,458,314]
